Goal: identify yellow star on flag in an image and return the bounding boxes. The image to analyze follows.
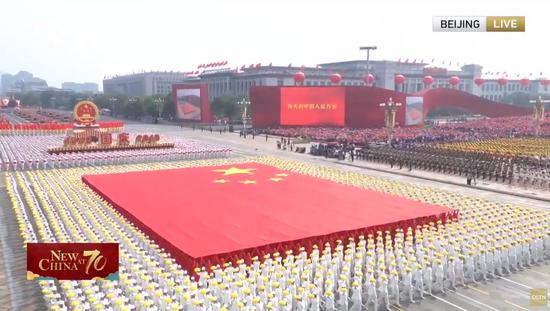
[275,173,289,177]
[240,180,256,185]
[213,167,256,176]
[270,178,283,182]
[214,179,229,184]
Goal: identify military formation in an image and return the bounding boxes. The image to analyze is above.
[356,143,550,189]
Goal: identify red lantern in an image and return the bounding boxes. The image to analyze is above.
[474,77,485,86]
[293,71,305,84]
[330,73,342,84]
[519,78,530,86]
[422,75,434,85]
[498,77,508,86]
[394,74,405,85]
[449,76,460,86]
[541,79,550,87]
[363,74,375,85]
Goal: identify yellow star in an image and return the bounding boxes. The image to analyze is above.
[275,173,289,177]
[240,180,256,185]
[214,179,229,184]
[213,167,256,176]
[270,178,283,182]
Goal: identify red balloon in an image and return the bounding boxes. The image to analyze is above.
[293,71,305,83]
[330,73,342,84]
[474,77,485,86]
[541,79,550,87]
[498,77,508,86]
[422,75,434,85]
[394,74,405,85]
[519,78,530,86]
[363,74,375,84]
[449,76,460,86]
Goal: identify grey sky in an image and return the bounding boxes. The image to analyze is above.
[0,0,547,88]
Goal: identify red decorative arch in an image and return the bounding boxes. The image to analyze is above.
[414,88,530,119]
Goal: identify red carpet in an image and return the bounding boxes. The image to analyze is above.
[83,163,456,273]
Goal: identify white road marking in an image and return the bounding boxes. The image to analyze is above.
[497,276,533,290]
[431,294,469,311]
[504,300,532,311]
[454,291,500,311]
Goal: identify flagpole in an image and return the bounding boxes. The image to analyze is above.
[360,46,377,85]
[237,97,250,137]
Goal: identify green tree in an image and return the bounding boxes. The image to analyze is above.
[211,95,241,121]
[40,90,55,108]
[501,92,531,106]
[162,93,175,119]
[92,94,111,110]
[20,91,41,107]
[142,96,157,117]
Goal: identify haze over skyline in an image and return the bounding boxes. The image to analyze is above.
[0,0,548,89]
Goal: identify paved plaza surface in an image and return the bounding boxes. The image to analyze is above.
[1,122,549,310]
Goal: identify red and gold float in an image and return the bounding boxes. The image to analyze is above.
[47,100,174,154]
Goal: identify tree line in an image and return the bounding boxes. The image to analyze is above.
[16,90,249,122]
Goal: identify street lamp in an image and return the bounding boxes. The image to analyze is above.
[237,97,250,136]
[109,97,120,110]
[154,97,164,122]
[360,46,377,85]
[379,97,402,142]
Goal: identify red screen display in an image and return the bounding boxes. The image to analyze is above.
[280,87,345,126]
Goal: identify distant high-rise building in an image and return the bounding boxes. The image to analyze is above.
[61,82,99,94]
[103,71,188,97]
[1,71,48,94]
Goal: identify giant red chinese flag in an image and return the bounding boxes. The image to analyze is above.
[83,163,453,271]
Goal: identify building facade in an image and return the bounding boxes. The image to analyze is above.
[192,60,485,101]
[103,61,550,101]
[61,82,99,94]
[1,71,48,94]
[103,71,188,97]
[479,79,549,101]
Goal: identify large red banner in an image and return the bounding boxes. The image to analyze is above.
[280,87,345,126]
[83,163,454,273]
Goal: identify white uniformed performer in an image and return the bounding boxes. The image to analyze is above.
[389,269,401,307]
[366,277,378,311]
[413,263,425,299]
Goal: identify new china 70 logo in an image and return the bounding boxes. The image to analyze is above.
[27,243,119,281]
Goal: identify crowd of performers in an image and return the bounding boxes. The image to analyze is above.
[7,157,550,311]
[262,114,550,145]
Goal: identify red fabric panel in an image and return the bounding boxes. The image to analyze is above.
[250,86,281,128]
[345,87,407,128]
[172,83,213,123]
[416,88,530,118]
[82,163,455,274]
